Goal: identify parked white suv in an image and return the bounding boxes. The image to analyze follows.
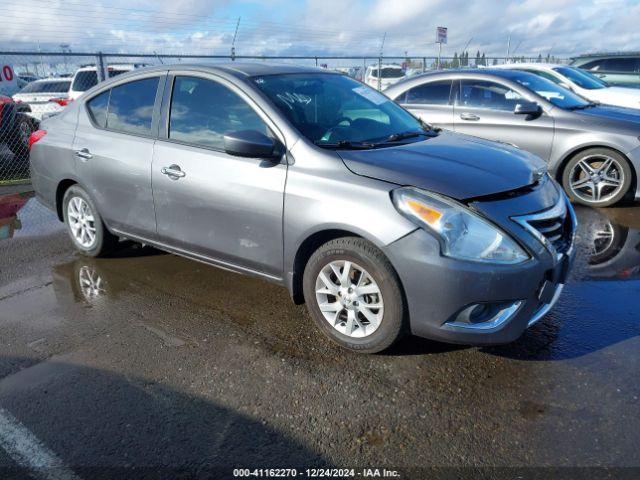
[68,64,145,100]
[364,65,406,90]
[494,63,640,109]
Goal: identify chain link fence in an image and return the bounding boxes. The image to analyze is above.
[0,51,570,184]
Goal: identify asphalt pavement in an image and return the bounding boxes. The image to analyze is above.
[0,192,639,479]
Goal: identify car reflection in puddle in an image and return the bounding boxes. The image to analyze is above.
[0,192,64,240]
[572,205,640,281]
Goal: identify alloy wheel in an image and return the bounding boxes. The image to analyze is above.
[568,154,625,204]
[67,196,97,248]
[315,260,384,338]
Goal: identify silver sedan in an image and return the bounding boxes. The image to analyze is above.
[385,69,640,207]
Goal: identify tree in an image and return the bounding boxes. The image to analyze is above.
[452,52,459,68]
[481,53,486,66]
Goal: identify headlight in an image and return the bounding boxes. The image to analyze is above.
[392,187,530,264]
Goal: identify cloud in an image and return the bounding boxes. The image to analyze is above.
[0,0,638,59]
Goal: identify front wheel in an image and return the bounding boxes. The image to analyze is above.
[62,185,118,257]
[303,237,406,353]
[562,148,633,207]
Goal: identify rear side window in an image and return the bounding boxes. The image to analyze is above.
[169,76,269,150]
[403,80,452,105]
[20,80,71,94]
[72,71,98,92]
[106,78,159,135]
[87,90,110,127]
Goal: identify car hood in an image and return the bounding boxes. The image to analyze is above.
[571,104,640,125]
[337,131,547,200]
[587,88,640,108]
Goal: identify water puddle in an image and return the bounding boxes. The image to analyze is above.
[0,192,63,241]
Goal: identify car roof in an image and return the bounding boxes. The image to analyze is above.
[492,63,567,70]
[573,52,640,59]
[108,62,334,79]
[33,77,72,82]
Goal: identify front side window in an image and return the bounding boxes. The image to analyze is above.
[404,80,452,105]
[106,77,158,135]
[458,80,522,111]
[580,59,606,71]
[72,71,98,92]
[252,73,424,146]
[169,76,269,150]
[553,66,606,90]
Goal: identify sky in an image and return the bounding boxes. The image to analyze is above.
[1,0,638,59]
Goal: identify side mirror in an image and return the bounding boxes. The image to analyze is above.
[514,101,541,116]
[223,130,279,158]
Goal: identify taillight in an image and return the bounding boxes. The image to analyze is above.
[29,130,47,151]
[49,98,72,107]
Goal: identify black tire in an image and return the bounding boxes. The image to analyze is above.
[302,237,406,353]
[8,114,33,159]
[562,148,633,207]
[62,185,118,257]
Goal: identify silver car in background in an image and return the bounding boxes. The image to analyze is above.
[385,69,640,207]
[30,64,575,353]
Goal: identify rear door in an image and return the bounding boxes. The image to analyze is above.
[73,74,165,238]
[395,79,454,130]
[151,73,287,277]
[453,78,554,161]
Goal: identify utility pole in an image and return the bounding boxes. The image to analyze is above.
[231,16,241,61]
[378,32,386,91]
[505,34,511,63]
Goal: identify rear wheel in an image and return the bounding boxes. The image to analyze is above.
[62,185,117,257]
[302,237,406,353]
[562,148,632,207]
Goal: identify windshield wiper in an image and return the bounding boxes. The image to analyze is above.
[314,140,376,150]
[567,102,599,110]
[384,130,437,142]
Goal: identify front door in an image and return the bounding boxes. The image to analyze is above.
[152,74,287,277]
[453,79,554,161]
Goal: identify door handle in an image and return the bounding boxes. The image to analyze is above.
[161,164,186,179]
[460,113,480,121]
[74,148,93,160]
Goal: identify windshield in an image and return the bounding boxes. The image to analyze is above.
[252,73,426,147]
[505,70,590,109]
[553,66,607,90]
[371,67,405,79]
[19,80,71,94]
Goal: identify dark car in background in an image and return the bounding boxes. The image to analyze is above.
[0,95,38,170]
[572,53,640,88]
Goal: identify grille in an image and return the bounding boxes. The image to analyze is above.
[514,199,574,257]
[527,214,572,255]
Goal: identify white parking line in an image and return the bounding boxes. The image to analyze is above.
[0,407,81,480]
